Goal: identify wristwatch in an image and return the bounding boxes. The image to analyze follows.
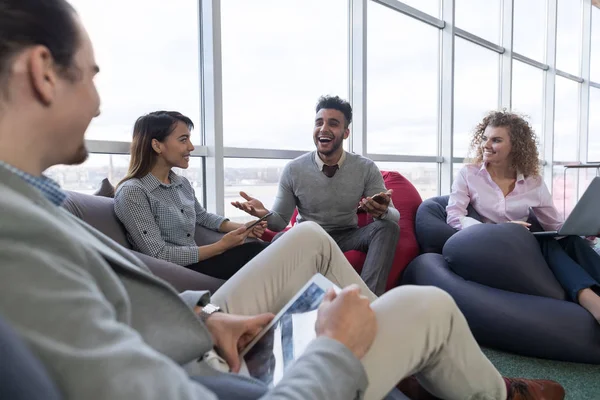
[199,303,222,323]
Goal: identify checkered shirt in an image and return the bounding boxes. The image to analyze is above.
[114,171,227,266]
[0,161,66,207]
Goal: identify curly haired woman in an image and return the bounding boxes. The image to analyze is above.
[446,110,600,324]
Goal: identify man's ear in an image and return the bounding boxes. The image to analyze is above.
[343,128,350,140]
[27,46,58,106]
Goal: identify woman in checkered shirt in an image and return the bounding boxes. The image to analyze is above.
[114,111,269,280]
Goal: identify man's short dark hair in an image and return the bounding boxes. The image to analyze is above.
[316,95,353,128]
[0,0,79,87]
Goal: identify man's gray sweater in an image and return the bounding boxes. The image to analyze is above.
[267,151,400,232]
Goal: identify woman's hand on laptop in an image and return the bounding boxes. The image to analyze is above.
[509,220,531,230]
[315,285,377,360]
[205,312,275,373]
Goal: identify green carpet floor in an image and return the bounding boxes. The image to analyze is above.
[482,347,600,399]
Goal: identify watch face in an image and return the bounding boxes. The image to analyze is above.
[200,304,221,322]
[204,304,220,314]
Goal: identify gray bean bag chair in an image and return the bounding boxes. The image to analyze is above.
[62,190,225,293]
[403,195,600,364]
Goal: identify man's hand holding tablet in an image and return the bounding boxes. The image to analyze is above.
[316,284,377,360]
[239,274,377,386]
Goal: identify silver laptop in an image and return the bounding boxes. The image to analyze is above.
[529,176,600,237]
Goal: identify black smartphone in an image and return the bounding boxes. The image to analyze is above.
[371,194,388,204]
[246,212,273,230]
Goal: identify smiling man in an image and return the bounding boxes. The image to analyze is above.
[232,96,400,295]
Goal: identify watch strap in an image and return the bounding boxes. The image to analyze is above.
[199,303,222,323]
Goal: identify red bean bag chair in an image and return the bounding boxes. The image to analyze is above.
[262,171,422,291]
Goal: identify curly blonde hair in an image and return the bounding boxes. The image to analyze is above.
[468,109,540,177]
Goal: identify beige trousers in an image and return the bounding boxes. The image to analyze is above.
[212,222,506,400]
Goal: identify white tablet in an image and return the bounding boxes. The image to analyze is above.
[238,273,340,386]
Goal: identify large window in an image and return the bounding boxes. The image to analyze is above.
[553,77,580,162]
[513,0,547,62]
[71,0,201,142]
[512,61,545,152]
[589,88,600,162]
[556,0,583,76]
[455,0,501,44]
[224,158,289,223]
[375,162,438,200]
[367,2,439,156]
[592,5,600,83]
[453,39,500,159]
[220,0,348,151]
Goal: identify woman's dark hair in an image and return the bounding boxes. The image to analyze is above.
[316,95,353,128]
[0,0,79,85]
[118,111,194,187]
[468,109,540,177]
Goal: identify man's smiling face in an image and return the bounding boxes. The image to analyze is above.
[313,108,349,157]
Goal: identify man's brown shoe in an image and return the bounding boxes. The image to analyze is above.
[505,378,565,400]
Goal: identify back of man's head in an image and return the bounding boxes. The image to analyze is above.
[0,0,79,94]
[0,0,101,175]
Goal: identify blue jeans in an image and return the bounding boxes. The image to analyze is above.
[537,235,600,302]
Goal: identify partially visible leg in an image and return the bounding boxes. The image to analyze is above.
[559,236,600,284]
[537,236,600,322]
[360,286,506,400]
[186,241,270,280]
[329,220,399,295]
[578,288,600,322]
[211,222,376,316]
[536,236,598,301]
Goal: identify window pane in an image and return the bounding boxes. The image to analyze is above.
[579,168,600,205]
[224,158,289,223]
[591,5,600,83]
[367,2,439,156]
[511,61,545,153]
[514,0,547,62]
[71,0,201,142]
[46,154,130,193]
[589,88,600,161]
[173,158,205,203]
[554,77,580,162]
[455,0,501,44]
[399,0,440,17]
[556,0,583,76]
[375,162,438,200]
[221,0,348,150]
[47,155,204,201]
[552,164,578,218]
[454,39,500,159]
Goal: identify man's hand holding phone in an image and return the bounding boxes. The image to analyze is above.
[359,189,393,219]
[244,212,273,239]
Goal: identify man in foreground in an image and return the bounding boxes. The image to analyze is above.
[0,1,564,399]
[232,96,399,295]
